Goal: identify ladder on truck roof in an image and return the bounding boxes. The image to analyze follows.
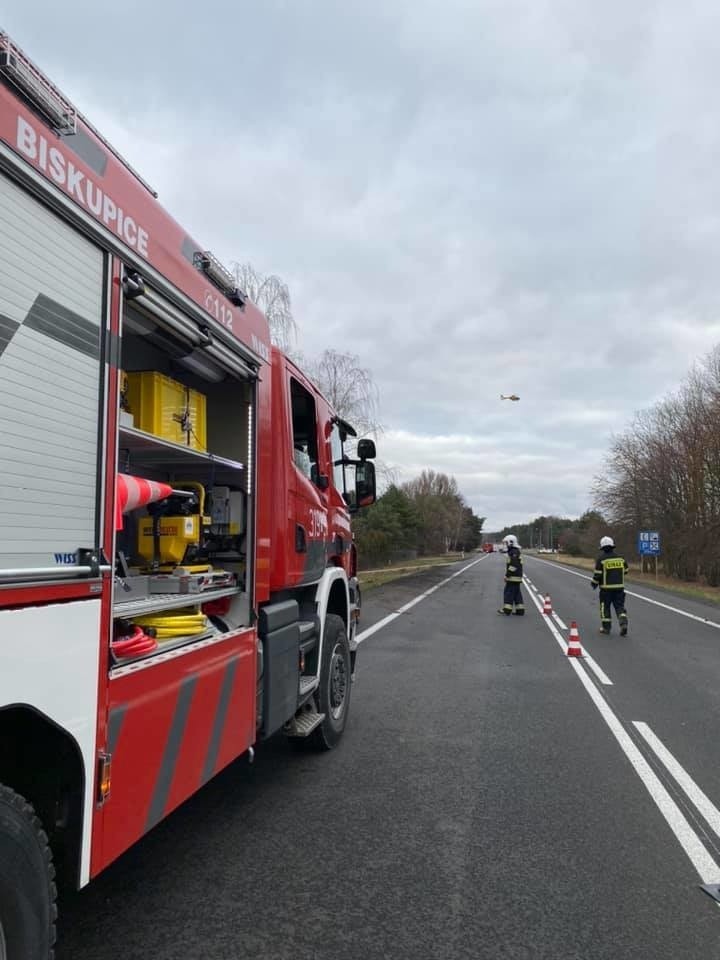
[0,31,75,133]
[0,29,158,197]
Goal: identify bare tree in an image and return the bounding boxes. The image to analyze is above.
[299,348,394,490]
[299,349,382,440]
[231,262,297,351]
[594,344,720,584]
[375,461,401,492]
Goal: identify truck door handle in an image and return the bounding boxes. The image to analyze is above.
[295,524,307,553]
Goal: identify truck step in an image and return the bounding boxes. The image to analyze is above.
[299,676,319,697]
[284,708,325,737]
[298,618,318,654]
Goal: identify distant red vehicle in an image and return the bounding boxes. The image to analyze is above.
[482,543,495,553]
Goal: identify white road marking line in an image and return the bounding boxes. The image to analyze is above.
[524,573,567,628]
[359,553,720,889]
[353,612,398,644]
[569,660,720,885]
[528,600,720,885]
[529,558,720,886]
[524,583,613,686]
[633,722,720,841]
[528,556,720,631]
[355,554,488,644]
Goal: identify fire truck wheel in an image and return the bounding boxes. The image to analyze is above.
[310,614,352,751]
[0,784,57,960]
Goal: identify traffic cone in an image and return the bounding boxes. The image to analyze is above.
[115,474,174,530]
[567,621,583,658]
[542,595,552,615]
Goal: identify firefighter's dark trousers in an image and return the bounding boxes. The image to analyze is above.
[501,581,524,615]
[599,589,628,633]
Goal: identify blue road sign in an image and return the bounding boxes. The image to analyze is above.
[638,530,661,556]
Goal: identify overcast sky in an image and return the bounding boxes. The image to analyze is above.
[7,2,720,530]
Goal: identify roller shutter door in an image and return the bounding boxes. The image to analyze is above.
[0,173,104,571]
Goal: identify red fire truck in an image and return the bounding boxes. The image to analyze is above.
[0,32,377,959]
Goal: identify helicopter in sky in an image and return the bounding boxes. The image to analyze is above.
[500,394,520,402]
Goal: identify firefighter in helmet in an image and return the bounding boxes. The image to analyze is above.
[592,536,629,635]
[498,534,524,616]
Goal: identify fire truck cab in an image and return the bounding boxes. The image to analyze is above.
[0,32,376,959]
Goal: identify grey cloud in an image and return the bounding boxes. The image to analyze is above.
[7,1,720,528]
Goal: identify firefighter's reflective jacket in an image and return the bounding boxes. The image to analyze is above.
[505,547,523,583]
[592,551,628,589]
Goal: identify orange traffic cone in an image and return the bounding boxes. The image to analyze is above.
[115,474,174,530]
[542,595,552,615]
[567,621,583,657]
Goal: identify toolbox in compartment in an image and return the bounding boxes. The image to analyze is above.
[115,574,150,601]
[125,371,207,450]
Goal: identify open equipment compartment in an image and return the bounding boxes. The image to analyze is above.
[111,286,255,664]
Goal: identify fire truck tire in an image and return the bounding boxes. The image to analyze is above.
[0,784,57,960]
[310,614,352,751]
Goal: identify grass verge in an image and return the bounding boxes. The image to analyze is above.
[360,553,468,591]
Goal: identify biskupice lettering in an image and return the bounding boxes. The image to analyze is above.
[16,116,150,258]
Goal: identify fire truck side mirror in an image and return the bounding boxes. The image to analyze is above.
[357,438,376,460]
[355,461,376,508]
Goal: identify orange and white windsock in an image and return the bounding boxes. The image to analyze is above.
[115,474,174,530]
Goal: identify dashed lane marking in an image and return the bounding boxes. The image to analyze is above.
[531,593,720,889]
[524,578,613,686]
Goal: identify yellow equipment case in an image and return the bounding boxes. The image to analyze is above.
[125,371,207,450]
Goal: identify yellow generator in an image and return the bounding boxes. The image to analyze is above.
[137,482,211,571]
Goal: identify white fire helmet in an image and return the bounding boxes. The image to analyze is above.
[504,535,519,547]
[600,536,615,549]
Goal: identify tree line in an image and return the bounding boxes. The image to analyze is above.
[498,345,720,589]
[593,345,720,585]
[352,470,485,568]
[492,510,608,558]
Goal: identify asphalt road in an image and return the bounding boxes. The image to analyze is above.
[56,553,720,959]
